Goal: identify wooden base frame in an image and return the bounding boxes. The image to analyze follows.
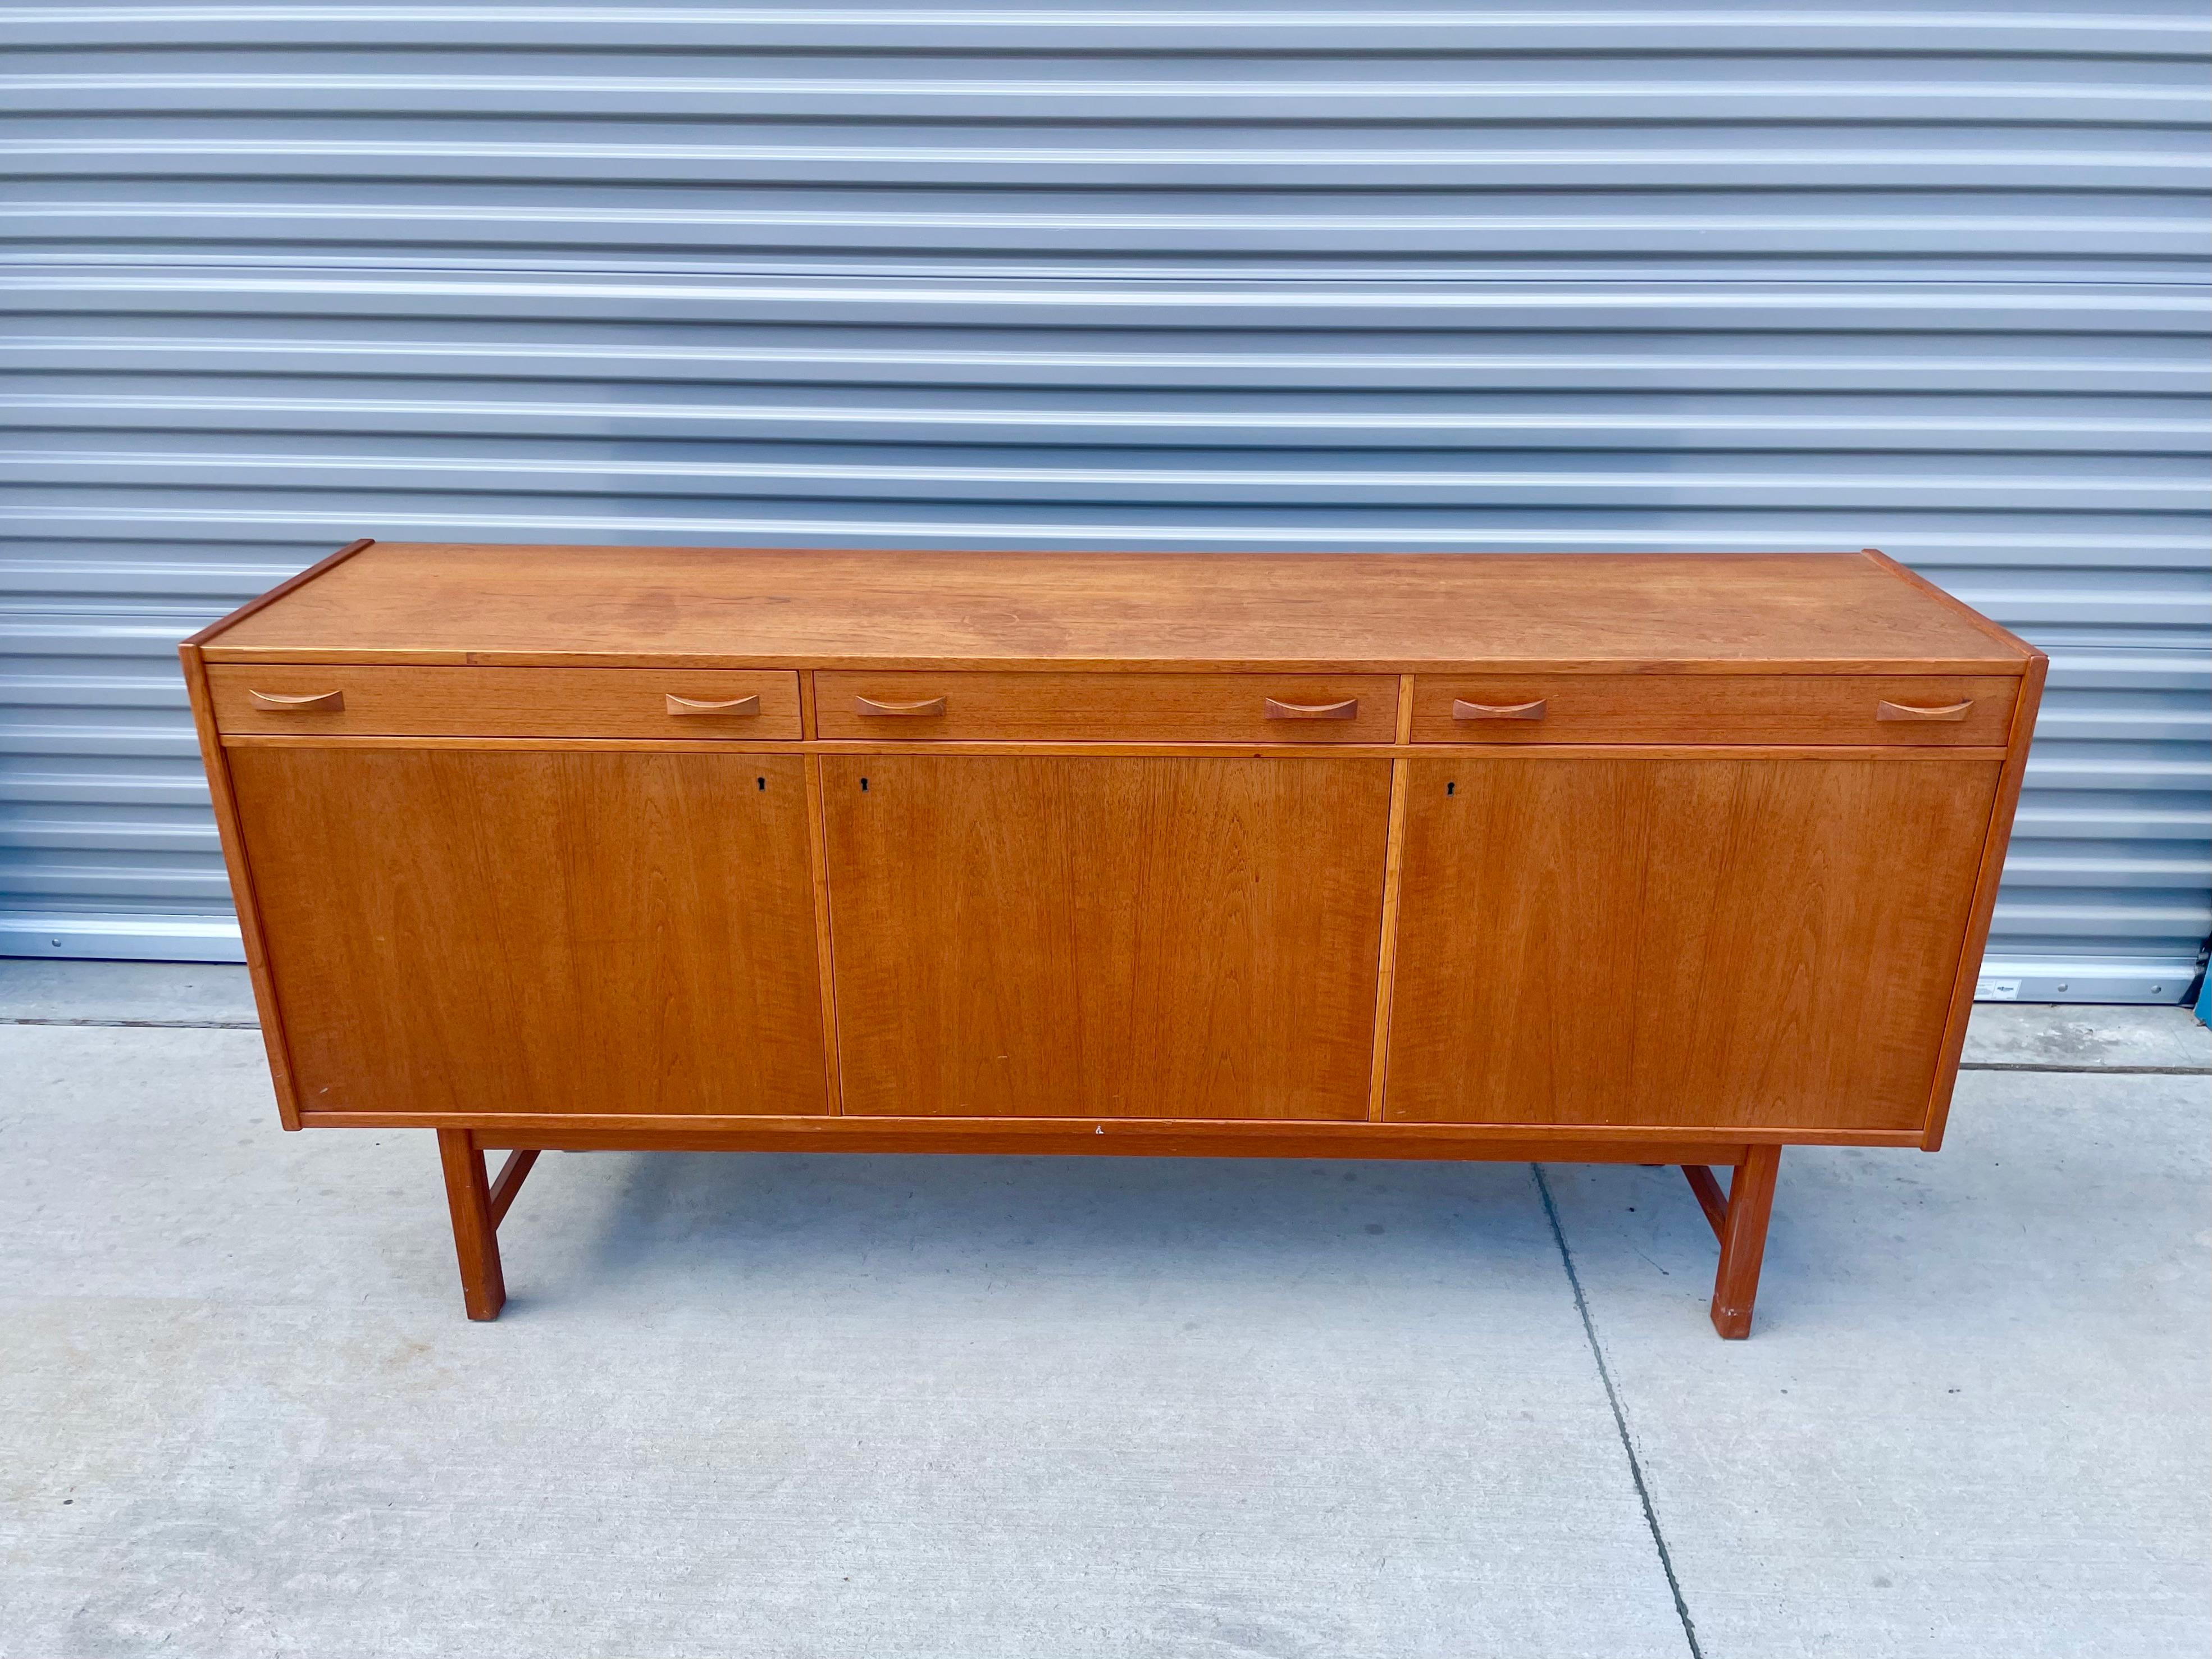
[432,1128,1783,1337]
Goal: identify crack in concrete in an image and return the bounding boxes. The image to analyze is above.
[1535,1161,1705,1659]
[0,1017,263,1029]
[1958,1061,2208,1075]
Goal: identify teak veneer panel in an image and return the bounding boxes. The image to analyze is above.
[822,755,1393,1120]
[227,748,827,1118]
[202,545,2031,673]
[814,670,1399,743]
[462,1120,1771,1163]
[1383,755,2001,1132]
[208,663,802,739]
[1408,673,2018,747]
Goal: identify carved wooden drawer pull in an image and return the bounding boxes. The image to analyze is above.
[854,695,947,718]
[664,692,760,717]
[1453,698,1547,722]
[1263,696,1359,721]
[247,688,344,713]
[1876,699,1974,722]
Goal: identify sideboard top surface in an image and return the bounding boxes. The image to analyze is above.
[201,544,2033,673]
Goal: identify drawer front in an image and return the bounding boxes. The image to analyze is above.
[1410,674,2019,746]
[207,664,803,740]
[814,671,1400,743]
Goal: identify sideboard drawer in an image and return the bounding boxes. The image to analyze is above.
[1410,674,2019,746]
[207,664,803,740]
[815,671,1401,743]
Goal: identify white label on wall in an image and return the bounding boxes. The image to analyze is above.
[1976,977,2022,1001]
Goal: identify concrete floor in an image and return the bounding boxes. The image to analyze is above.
[1,967,2206,1658]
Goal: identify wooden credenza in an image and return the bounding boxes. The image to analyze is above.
[184,543,2042,1336]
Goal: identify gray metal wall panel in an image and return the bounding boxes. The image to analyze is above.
[2,3,2206,997]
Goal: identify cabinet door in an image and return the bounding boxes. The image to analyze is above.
[228,748,827,1117]
[1384,756,2000,1133]
[823,755,1392,1119]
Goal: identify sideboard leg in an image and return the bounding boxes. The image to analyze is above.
[1708,1144,1781,1340]
[437,1128,507,1321]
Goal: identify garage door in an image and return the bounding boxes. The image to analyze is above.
[2,5,2206,1000]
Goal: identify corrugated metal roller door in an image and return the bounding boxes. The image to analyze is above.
[2,4,2206,1000]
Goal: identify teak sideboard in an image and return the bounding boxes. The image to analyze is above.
[183,543,2042,1337]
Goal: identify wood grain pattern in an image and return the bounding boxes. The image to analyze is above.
[822,755,1393,1120]
[437,1129,505,1320]
[1710,1145,1782,1339]
[178,641,305,1128]
[305,1109,1917,1147]
[208,664,801,739]
[1384,755,2001,1132]
[1410,673,2018,746]
[814,671,1398,742]
[1862,548,2040,655]
[797,664,820,738]
[202,545,2034,673]
[457,1118,1770,1162]
[802,754,845,1115]
[220,734,2014,762]
[1365,756,1411,1120]
[227,748,828,1117]
[1921,646,2049,1149]
[184,536,375,648]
